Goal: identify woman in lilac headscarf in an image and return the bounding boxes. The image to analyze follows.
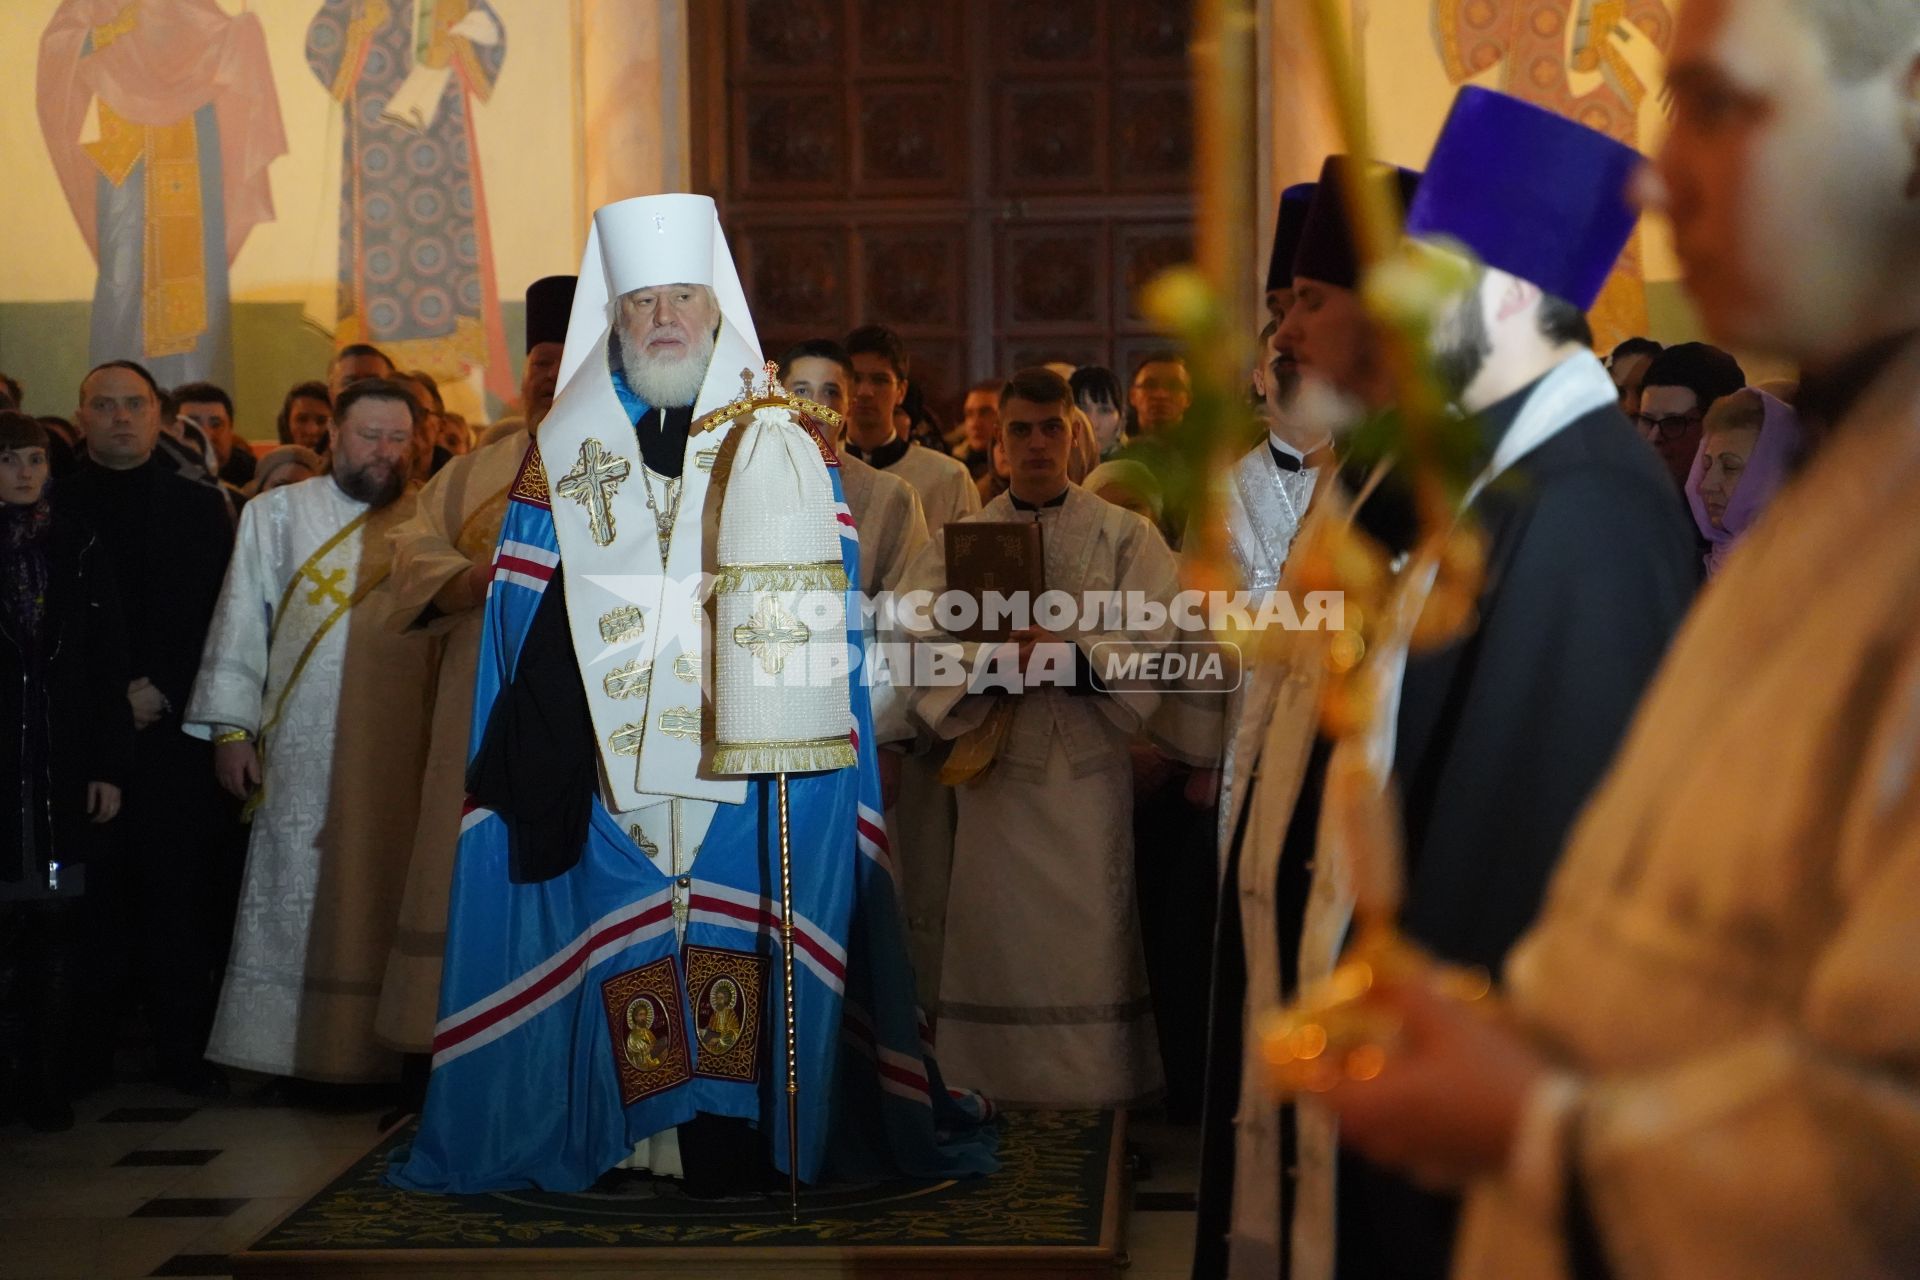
[1685,387,1807,578]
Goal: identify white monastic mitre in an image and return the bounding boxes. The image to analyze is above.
[536,193,767,813]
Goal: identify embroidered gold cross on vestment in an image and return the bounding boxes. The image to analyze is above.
[305,567,348,607]
[556,438,630,547]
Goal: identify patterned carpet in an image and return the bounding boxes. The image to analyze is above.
[242,1110,1122,1256]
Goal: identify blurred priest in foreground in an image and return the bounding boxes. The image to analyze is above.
[1304,4,1920,1276]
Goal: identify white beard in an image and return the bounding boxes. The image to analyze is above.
[621,326,718,409]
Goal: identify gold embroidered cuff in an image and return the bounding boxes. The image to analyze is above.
[213,729,253,745]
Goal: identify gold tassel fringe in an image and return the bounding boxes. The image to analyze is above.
[711,736,857,776]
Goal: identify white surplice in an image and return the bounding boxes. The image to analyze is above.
[840,449,930,741]
[184,476,433,1082]
[1181,441,1338,1279]
[1212,438,1322,863]
[372,430,527,1051]
[879,439,980,539]
[840,450,953,1005]
[901,484,1179,1107]
[1454,339,1920,1279]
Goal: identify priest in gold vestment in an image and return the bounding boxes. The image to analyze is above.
[374,276,573,1058]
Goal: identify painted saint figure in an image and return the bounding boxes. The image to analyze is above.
[306,0,512,404]
[625,998,664,1072]
[37,0,287,389]
[700,979,742,1056]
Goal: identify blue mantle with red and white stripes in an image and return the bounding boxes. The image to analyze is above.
[386,442,997,1194]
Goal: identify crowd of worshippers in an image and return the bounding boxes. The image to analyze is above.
[0,90,1825,1151]
[0,306,1229,1129]
[0,280,1808,1140]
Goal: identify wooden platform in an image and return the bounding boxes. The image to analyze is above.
[230,1111,1131,1278]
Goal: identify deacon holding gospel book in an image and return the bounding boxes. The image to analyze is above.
[899,366,1184,1108]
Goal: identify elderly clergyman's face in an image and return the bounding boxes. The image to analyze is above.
[616,283,721,409]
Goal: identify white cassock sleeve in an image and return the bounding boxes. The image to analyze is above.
[182,497,278,740]
[1075,509,1182,736]
[920,461,980,539]
[864,481,930,746]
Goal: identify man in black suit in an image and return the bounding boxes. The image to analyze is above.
[66,360,235,1096]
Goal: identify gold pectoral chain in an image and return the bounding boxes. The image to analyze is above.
[638,467,682,570]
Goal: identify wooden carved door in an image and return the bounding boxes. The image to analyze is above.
[690,0,1194,416]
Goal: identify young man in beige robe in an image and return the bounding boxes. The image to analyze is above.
[184,379,434,1083]
[372,277,573,1067]
[843,323,979,538]
[900,366,1182,1107]
[1309,4,1920,1276]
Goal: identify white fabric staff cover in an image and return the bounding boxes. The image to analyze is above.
[710,403,855,775]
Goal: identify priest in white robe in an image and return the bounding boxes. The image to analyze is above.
[1205,185,1328,867]
[184,378,434,1083]
[901,366,1182,1107]
[1189,178,1351,1278]
[1303,6,1920,1277]
[373,275,574,1063]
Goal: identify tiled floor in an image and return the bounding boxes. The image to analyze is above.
[0,1086,1200,1279]
[1127,1113,1204,1280]
[0,1080,378,1279]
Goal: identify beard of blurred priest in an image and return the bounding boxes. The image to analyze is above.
[183,379,435,1085]
[386,194,996,1197]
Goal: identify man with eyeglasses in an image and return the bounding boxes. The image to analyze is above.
[1634,341,1747,490]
